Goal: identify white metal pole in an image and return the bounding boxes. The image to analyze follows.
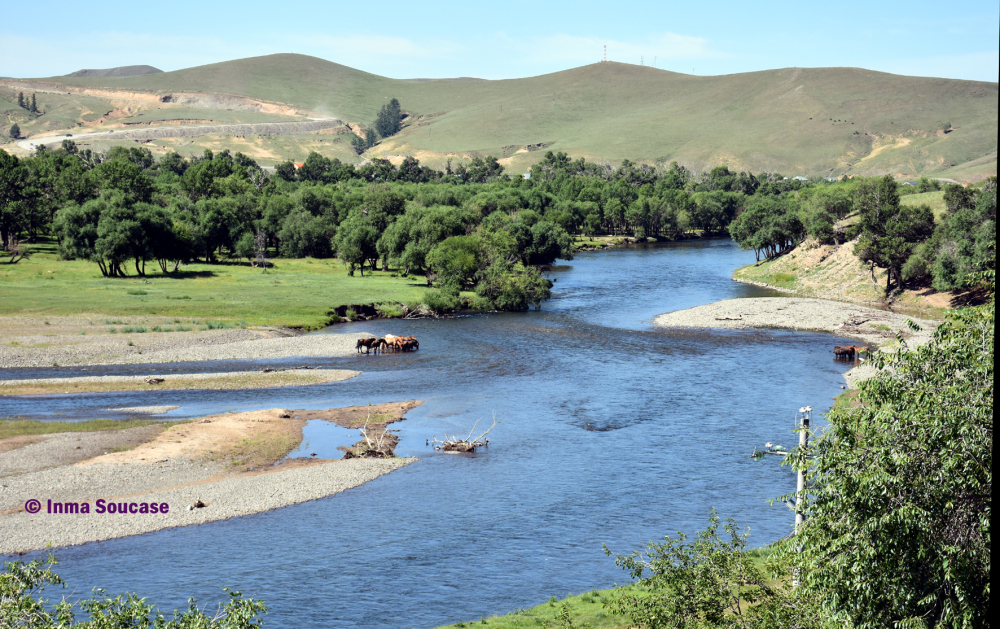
[793,406,811,587]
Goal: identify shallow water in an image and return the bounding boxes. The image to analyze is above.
[3,239,856,628]
[286,420,361,459]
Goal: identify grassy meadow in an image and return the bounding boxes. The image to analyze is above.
[0,239,429,328]
[900,189,947,219]
[5,54,994,180]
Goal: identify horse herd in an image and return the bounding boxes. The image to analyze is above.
[356,334,419,355]
[833,345,869,359]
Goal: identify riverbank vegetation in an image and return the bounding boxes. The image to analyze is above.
[1,554,267,628]
[729,173,995,297]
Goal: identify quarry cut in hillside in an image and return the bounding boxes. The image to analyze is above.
[0,79,307,116]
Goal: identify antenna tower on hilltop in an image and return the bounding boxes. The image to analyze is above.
[641,55,644,66]
[603,45,606,62]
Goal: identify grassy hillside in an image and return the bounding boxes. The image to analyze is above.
[7,54,996,179]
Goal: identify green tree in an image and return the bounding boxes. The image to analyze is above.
[426,235,481,290]
[853,175,934,292]
[350,134,368,155]
[0,150,28,249]
[796,288,993,628]
[334,213,379,276]
[475,260,551,311]
[16,92,24,109]
[93,159,154,203]
[29,93,38,114]
[53,199,104,262]
[932,177,996,290]
[8,123,19,139]
[277,211,334,258]
[605,510,820,629]
[2,553,267,628]
[373,97,402,138]
[93,196,145,276]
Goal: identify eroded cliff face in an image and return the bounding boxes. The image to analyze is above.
[0,79,306,116]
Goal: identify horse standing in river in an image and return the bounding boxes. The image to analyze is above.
[356,338,378,355]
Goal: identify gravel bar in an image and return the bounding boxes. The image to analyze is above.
[0,458,414,554]
[0,369,356,387]
[0,318,374,368]
[654,297,939,387]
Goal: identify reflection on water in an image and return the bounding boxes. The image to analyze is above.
[3,239,858,628]
[285,420,360,460]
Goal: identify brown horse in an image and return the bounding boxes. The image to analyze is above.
[356,337,377,354]
[384,335,418,352]
[832,345,856,359]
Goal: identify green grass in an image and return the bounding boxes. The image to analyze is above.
[438,548,776,628]
[437,589,627,629]
[0,418,168,440]
[900,190,947,220]
[9,55,994,180]
[0,238,429,329]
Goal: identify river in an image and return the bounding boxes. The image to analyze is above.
[5,239,857,627]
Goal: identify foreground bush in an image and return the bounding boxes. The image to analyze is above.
[1,554,267,628]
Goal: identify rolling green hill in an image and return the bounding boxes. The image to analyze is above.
[6,54,997,180]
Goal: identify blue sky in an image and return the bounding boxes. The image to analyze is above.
[2,0,997,81]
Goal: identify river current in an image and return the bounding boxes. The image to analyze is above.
[3,239,856,627]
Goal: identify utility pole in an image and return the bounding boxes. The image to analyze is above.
[793,406,811,587]
[603,45,606,62]
[641,55,644,66]
[748,405,812,586]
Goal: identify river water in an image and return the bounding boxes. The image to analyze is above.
[4,239,856,628]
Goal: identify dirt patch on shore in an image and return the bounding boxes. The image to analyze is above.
[89,401,423,471]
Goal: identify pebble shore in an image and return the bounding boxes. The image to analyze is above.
[0,457,414,554]
[653,297,939,386]
[0,317,373,368]
[0,369,360,395]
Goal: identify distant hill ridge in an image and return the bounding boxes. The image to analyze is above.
[32,54,1000,180]
[64,65,163,78]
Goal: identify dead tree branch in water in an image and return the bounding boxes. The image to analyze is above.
[432,414,500,452]
[344,412,395,459]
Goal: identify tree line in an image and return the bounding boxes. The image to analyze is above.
[728,173,996,294]
[3,141,993,307]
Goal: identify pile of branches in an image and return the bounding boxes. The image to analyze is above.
[431,416,498,453]
[343,413,396,458]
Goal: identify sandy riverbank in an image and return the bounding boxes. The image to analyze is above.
[0,316,374,368]
[0,368,359,395]
[0,402,421,554]
[653,297,940,387]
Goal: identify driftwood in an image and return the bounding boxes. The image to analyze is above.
[343,412,396,458]
[431,415,499,453]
